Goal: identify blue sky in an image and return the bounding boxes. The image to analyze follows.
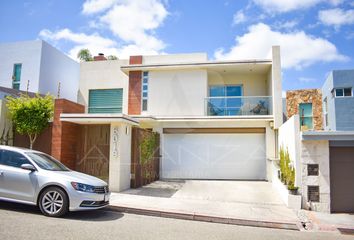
[0,0,353,92]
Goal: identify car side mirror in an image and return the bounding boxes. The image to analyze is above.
[21,163,36,171]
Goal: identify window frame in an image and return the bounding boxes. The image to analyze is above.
[141,71,149,112]
[299,103,314,130]
[12,63,22,90]
[208,85,243,116]
[334,87,352,98]
[88,88,123,114]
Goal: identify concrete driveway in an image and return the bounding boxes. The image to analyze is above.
[110,180,301,229]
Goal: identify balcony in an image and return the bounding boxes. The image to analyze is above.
[205,96,272,116]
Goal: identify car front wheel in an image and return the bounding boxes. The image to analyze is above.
[39,187,69,217]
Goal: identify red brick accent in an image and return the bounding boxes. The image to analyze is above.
[129,55,143,65]
[51,99,85,169]
[128,71,142,115]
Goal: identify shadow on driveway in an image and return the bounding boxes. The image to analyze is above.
[0,200,123,222]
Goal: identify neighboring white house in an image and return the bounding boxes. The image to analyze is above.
[0,40,79,101]
[61,47,282,192]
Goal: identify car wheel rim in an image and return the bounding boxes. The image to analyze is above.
[42,191,63,215]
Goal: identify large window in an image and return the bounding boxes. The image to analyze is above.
[334,88,352,97]
[208,85,242,116]
[12,64,22,90]
[88,89,123,113]
[141,71,148,111]
[299,103,313,130]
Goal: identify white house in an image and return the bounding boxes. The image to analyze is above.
[0,40,79,101]
[60,47,282,192]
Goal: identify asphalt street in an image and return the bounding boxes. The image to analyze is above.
[0,201,352,240]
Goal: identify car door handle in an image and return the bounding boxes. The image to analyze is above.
[0,171,4,176]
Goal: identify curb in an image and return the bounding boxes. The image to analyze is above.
[106,205,301,231]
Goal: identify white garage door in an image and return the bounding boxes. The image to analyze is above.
[162,133,266,180]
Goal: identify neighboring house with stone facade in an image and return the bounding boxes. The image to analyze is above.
[279,70,354,214]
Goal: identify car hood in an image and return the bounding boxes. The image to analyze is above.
[50,170,107,186]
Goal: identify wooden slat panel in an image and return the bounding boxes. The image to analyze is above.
[163,128,266,134]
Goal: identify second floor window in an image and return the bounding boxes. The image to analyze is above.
[208,85,243,116]
[334,88,352,97]
[88,89,123,113]
[299,103,313,130]
[142,71,148,111]
[12,63,22,90]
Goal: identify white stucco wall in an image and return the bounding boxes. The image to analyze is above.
[109,123,132,192]
[39,41,79,101]
[0,40,79,101]
[78,59,129,114]
[278,115,301,186]
[271,46,283,129]
[147,70,208,116]
[142,53,207,65]
[0,40,42,92]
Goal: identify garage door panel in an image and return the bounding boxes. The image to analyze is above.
[162,134,266,180]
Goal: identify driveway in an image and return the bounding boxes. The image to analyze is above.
[110,180,301,229]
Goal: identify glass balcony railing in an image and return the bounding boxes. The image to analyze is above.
[205,96,272,116]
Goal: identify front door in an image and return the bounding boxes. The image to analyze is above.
[0,149,37,203]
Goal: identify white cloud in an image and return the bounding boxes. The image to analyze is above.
[299,77,317,82]
[318,8,354,27]
[39,28,118,59]
[233,10,247,25]
[39,0,169,59]
[39,28,163,59]
[100,0,168,51]
[82,0,118,14]
[252,0,343,13]
[214,23,348,69]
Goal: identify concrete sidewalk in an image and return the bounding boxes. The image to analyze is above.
[108,180,302,230]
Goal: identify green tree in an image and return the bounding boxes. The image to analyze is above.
[77,48,93,62]
[107,55,118,60]
[6,94,54,149]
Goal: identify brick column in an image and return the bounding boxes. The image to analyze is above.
[51,99,85,169]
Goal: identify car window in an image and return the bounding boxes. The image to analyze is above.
[26,152,69,171]
[0,150,31,168]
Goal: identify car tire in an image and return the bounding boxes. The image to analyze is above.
[39,186,69,217]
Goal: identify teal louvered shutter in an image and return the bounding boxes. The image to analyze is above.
[88,89,123,113]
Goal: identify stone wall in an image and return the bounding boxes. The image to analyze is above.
[286,89,323,130]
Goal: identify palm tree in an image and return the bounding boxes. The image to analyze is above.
[77,49,93,62]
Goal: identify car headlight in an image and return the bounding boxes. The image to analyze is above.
[71,182,95,193]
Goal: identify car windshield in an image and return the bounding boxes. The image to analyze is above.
[26,152,70,171]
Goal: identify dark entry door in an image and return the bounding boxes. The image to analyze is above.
[330,147,354,213]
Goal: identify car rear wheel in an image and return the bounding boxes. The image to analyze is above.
[39,187,69,217]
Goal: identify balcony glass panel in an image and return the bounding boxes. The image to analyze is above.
[205,96,272,116]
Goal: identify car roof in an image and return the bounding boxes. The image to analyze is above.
[0,145,42,154]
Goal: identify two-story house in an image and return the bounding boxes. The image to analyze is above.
[0,40,79,101]
[59,46,282,192]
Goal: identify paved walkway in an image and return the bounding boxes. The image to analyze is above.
[109,180,301,230]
